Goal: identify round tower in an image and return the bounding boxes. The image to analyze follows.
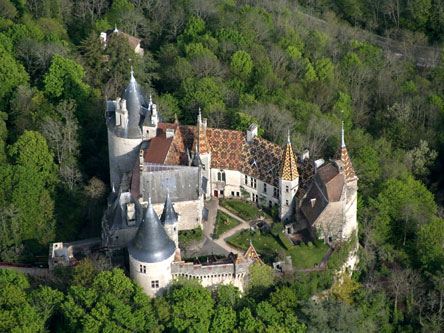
[160,192,179,247]
[106,69,147,188]
[128,199,176,297]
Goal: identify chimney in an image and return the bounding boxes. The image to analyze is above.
[202,118,207,130]
[300,148,309,162]
[246,124,258,143]
[166,128,175,139]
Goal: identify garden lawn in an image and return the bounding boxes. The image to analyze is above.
[227,230,329,268]
[220,199,261,221]
[214,211,242,237]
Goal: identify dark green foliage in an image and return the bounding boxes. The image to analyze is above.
[178,227,203,245]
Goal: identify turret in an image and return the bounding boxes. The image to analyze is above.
[128,199,176,297]
[336,122,358,241]
[106,69,148,187]
[279,130,299,222]
[160,193,179,248]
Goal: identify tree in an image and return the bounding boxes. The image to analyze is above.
[210,305,237,333]
[43,54,90,102]
[370,175,436,247]
[167,281,215,332]
[247,261,275,298]
[417,217,444,273]
[0,45,29,104]
[230,50,253,80]
[61,269,157,332]
[42,100,81,190]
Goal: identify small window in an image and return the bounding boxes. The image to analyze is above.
[250,177,254,187]
[174,227,176,231]
[151,280,159,288]
[286,200,289,206]
[231,191,235,196]
[139,265,143,273]
[236,192,240,197]
[269,200,272,208]
[286,185,289,193]
[244,175,248,185]
[143,265,146,273]
[222,172,226,182]
[273,187,278,198]
[220,190,224,196]
[263,183,267,193]
[218,172,221,181]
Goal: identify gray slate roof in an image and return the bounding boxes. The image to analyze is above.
[129,200,176,263]
[107,72,148,139]
[160,193,178,225]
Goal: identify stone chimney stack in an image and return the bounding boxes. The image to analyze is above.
[246,124,258,143]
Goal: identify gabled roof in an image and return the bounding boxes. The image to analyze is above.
[129,200,176,263]
[279,132,299,181]
[106,29,141,49]
[244,242,263,264]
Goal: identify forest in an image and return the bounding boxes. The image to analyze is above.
[0,0,443,331]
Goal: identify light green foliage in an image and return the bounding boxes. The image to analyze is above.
[314,58,334,82]
[247,261,275,293]
[231,112,264,137]
[333,91,354,126]
[230,50,253,80]
[0,45,29,102]
[6,23,43,45]
[183,16,206,42]
[9,130,58,188]
[216,284,241,307]
[304,30,328,59]
[43,55,90,101]
[167,282,214,332]
[370,175,436,246]
[302,58,317,83]
[417,217,444,273]
[215,28,247,46]
[340,52,362,71]
[180,77,226,116]
[210,305,237,333]
[352,145,381,193]
[62,269,157,332]
[0,269,63,332]
[287,45,302,59]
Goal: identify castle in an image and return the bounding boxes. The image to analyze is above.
[48,68,358,297]
[98,70,358,297]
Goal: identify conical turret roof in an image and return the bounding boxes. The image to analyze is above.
[191,144,203,167]
[160,193,178,225]
[121,69,147,138]
[279,130,299,181]
[129,199,176,263]
[335,122,357,183]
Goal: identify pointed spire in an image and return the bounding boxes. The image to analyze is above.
[174,113,179,125]
[196,107,210,154]
[279,130,299,181]
[341,121,345,148]
[130,66,135,81]
[149,94,153,105]
[129,199,176,263]
[160,192,178,225]
[335,122,357,183]
[192,143,202,167]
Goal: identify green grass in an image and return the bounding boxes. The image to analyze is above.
[226,230,329,268]
[220,199,261,221]
[214,211,242,237]
[178,227,203,245]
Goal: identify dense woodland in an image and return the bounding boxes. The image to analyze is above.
[0,0,444,331]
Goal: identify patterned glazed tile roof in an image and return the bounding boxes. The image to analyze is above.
[244,242,263,264]
[279,142,299,181]
[206,128,283,187]
[155,123,284,186]
[335,146,357,183]
[197,124,210,154]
